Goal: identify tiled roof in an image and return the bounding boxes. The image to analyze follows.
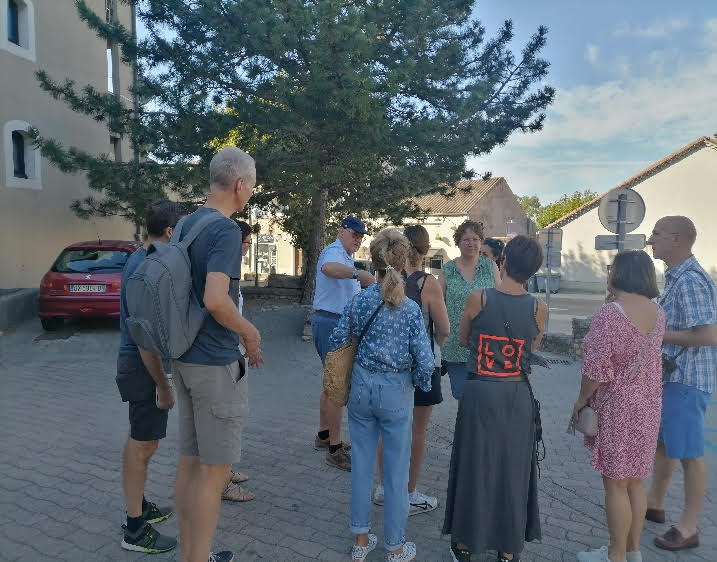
[412,177,503,216]
[547,136,717,228]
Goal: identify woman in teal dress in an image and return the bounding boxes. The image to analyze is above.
[439,220,500,399]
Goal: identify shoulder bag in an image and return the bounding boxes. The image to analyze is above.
[323,300,384,407]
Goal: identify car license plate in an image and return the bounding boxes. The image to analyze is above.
[69,284,106,293]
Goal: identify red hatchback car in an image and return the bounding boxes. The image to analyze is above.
[39,240,142,330]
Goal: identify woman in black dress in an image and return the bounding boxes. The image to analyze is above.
[443,235,547,562]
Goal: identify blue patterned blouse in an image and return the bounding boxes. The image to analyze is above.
[328,283,435,391]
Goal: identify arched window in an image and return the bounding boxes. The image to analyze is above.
[7,0,19,45]
[4,120,41,189]
[11,130,26,178]
[1,0,35,61]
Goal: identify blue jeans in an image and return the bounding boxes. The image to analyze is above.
[445,361,468,400]
[348,363,413,550]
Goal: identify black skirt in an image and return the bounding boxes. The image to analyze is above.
[442,377,541,555]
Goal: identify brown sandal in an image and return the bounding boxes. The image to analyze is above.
[222,482,255,502]
[230,470,250,484]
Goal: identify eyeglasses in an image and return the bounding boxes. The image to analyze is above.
[343,228,364,241]
[460,237,482,245]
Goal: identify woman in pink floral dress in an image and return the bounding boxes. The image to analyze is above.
[573,251,665,562]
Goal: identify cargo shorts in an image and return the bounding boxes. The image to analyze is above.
[172,360,248,465]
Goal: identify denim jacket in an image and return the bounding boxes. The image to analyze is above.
[329,283,435,391]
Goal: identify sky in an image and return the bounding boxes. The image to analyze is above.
[469,0,717,203]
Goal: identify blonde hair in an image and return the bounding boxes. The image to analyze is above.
[370,229,410,307]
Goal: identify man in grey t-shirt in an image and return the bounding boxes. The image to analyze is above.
[172,147,262,562]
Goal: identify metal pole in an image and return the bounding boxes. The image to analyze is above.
[617,194,627,252]
[254,231,259,286]
[545,230,552,333]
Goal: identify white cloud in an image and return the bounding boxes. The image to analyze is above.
[585,43,600,65]
[468,20,717,200]
[614,17,689,39]
[505,42,716,148]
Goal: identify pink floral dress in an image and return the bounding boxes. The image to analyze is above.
[581,302,665,479]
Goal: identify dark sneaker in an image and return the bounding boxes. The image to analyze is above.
[326,446,351,471]
[121,522,177,554]
[209,551,235,562]
[450,543,471,562]
[314,435,330,450]
[142,501,173,524]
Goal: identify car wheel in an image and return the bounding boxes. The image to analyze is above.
[41,317,62,331]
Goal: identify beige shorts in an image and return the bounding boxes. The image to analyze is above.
[172,360,248,465]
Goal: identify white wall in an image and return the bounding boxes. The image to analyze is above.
[558,145,717,292]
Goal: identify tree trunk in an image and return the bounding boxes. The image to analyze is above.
[301,188,328,304]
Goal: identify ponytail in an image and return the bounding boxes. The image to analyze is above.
[369,229,411,307]
[380,265,405,307]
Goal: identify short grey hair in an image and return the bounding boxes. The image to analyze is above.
[209,147,255,191]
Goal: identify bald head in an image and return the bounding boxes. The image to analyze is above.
[659,216,697,247]
[209,147,255,192]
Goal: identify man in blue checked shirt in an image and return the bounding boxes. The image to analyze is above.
[645,216,717,552]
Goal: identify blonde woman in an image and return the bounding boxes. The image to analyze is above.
[329,229,435,562]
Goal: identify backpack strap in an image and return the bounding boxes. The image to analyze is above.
[172,211,225,249]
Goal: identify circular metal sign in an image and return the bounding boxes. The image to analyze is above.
[598,187,646,234]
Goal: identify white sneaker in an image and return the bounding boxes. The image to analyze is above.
[351,534,377,561]
[373,483,384,506]
[626,552,642,562]
[408,490,438,515]
[577,546,609,562]
[577,546,626,562]
[386,541,416,562]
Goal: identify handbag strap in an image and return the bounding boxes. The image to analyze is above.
[495,291,545,464]
[356,301,384,348]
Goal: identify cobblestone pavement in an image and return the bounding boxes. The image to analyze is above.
[0,301,715,561]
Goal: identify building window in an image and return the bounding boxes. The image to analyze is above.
[1,0,35,61]
[11,131,26,178]
[7,0,18,44]
[4,120,42,189]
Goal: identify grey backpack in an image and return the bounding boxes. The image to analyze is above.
[125,212,223,359]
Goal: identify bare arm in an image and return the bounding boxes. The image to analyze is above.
[532,299,548,352]
[204,272,263,367]
[437,270,447,299]
[321,262,375,287]
[663,324,717,347]
[423,276,450,346]
[459,290,484,348]
[138,347,174,410]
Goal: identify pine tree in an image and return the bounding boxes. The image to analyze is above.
[33,0,554,301]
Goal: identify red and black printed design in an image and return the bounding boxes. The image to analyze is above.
[477,334,525,376]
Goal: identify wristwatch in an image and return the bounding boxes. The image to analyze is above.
[352,268,360,279]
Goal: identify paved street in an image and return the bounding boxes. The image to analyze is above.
[0,301,715,561]
[530,291,606,335]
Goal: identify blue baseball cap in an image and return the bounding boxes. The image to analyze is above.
[340,216,367,235]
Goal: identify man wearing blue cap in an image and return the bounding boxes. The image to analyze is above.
[313,217,375,470]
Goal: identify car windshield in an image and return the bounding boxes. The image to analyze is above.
[52,249,131,274]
